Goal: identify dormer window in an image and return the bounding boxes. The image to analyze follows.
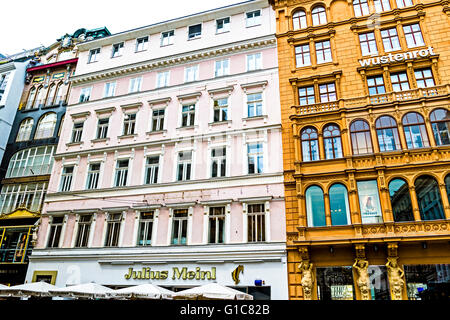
[188,24,202,40]
[111,43,124,58]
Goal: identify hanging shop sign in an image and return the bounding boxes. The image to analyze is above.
[124,266,217,281]
[359,47,435,67]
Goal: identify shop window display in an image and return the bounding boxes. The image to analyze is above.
[404,264,450,300]
[316,266,355,300]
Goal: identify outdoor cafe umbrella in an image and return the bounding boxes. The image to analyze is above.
[0,281,58,298]
[48,282,114,299]
[172,283,253,300]
[109,284,174,300]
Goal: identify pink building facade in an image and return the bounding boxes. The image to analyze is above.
[25,0,288,299]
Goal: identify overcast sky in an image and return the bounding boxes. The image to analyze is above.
[0,0,249,56]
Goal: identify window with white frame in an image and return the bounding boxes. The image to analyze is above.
[111,42,124,58]
[79,87,91,103]
[104,213,122,247]
[247,203,266,242]
[75,215,92,247]
[122,113,136,135]
[171,209,188,245]
[135,36,149,52]
[247,143,263,174]
[213,98,228,122]
[188,24,202,40]
[114,159,129,187]
[6,145,55,178]
[86,162,101,190]
[137,211,154,246]
[247,93,263,117]
[34,113,57,139]
[208,207,225,244]
[246,10,261,27]
[161,30,174,46]
[315,40,332,64]
[0,182,47,214]
[215,59,229,77]
[211,147,226,178]
[145,156,159,184]
[177,151,192,181]
[16,118,34,142]
[88,48,100,63]
[216,17,230,33]
[184,65,199,82]
[181,104,195,127]
[359,32,378,57]
[129,77,142,93]
[156,71,170,88]
[247,53,262,71]
[104,82,116,97]
[0,72,10,102]
[59,166,74,192]
[151,109,165,131]
[96,118,109,139]
[47,216,64,248]
[71,122,83,143]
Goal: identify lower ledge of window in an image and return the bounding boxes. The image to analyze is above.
[118,134,137,140]
[146,129,167,136]
[208,120,232,126]
[243,115,268,122]
[91,137,110,143]
[66,141,83,147]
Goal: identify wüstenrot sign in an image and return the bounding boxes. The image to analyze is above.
[359,47,435,67]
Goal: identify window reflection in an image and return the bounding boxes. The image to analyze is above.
[389,178,414,222]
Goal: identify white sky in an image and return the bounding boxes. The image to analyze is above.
[0,0,249,56]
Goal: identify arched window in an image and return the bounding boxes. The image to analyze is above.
[445,174,450,204]
[402,112,429,149]
[5,146,55,178]
[306,186,326,227]
[323,124,343,159]
[375,116,401,152]
[16,118,34,142]
[33,86,44,108]
[34,113,57,139]
[292,10,307,30]
[350,120,373,155]
[353,0,370,17]
[311,6,327,26]
[301,127,319,161]
[55,83,64,105]
[430,108,450,146]
[25,87,36,109]
[389,178,414,222]
[46,84,56,106]
[415,175,445,221]
[329,184,351,226]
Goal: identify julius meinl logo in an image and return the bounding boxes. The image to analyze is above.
[359,46,435,67]
[124,266,216,280]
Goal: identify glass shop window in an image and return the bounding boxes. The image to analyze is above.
[316,266,355,300]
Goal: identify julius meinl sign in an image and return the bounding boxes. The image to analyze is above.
[124,266,217,280]
[359,46,435,67]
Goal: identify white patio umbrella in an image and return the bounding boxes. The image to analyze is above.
[49,282,114,299]
[0,284,9,289]
[109,284,174,300]
[0,281,58,298]
[173,283,254,300]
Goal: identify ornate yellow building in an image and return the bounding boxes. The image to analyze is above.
[269,0,450,300]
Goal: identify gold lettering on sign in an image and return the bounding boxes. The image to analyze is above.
[124,267,216,281]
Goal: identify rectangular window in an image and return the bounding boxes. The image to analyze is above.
[96,118,109,139]
[71,122,83,143]
[0,183,47,214]
[353,0,370,17]
[357,180,383,224]
[59,166,74,192]
[367,75,386,95]
[123,113,136,135]
[86,163,101,190]
[135,36,149,52]
[216,17,230,33]
[47,216,64,248]
[171,209,188,245]
[247,204,265,242]
[184,65,199,82]
[295,44,311,68]
[215,59,229,77]
[208,207,225,244]
[315,40,332,64]
[151,109,165,131]
[114,159,129,187]
[188,24,202,40]
[213,98,228,122]
[177,151,192,181]
[156,71,170,88]
[403,24,425,48]
[396,0,413,8]
[79,87,91,103]
[104,213,122,247]
[75,215,92,248]
[137,211,153,246]
[247,93,263,117]
[181,104,195,127]
[374,0,391,12]
[246,10,261,27]
[299,86,316,106]
[104,82,116,97]
[211,147,226,178]
[88,48,100,63]
[381,28,401,52]
[161,30,174,46]
[391,72,410,91]
[129,77,142,93]
[414,68,435,88]
[248,143,263,174]
[247,53,262,71]
[145,156,159,184]
[359,32,378,56]
[319,83,337,102]
[111,43,124,58]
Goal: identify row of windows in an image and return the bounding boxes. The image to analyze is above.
[0,182,47,214]
[300,108,449,161]
[23,82,66,110]
[305,174,449,227]
[291,0,414,31]
[46,202,269,248]
[79,52,263,102]
[15,112,61,142]
[87,9,262,63]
